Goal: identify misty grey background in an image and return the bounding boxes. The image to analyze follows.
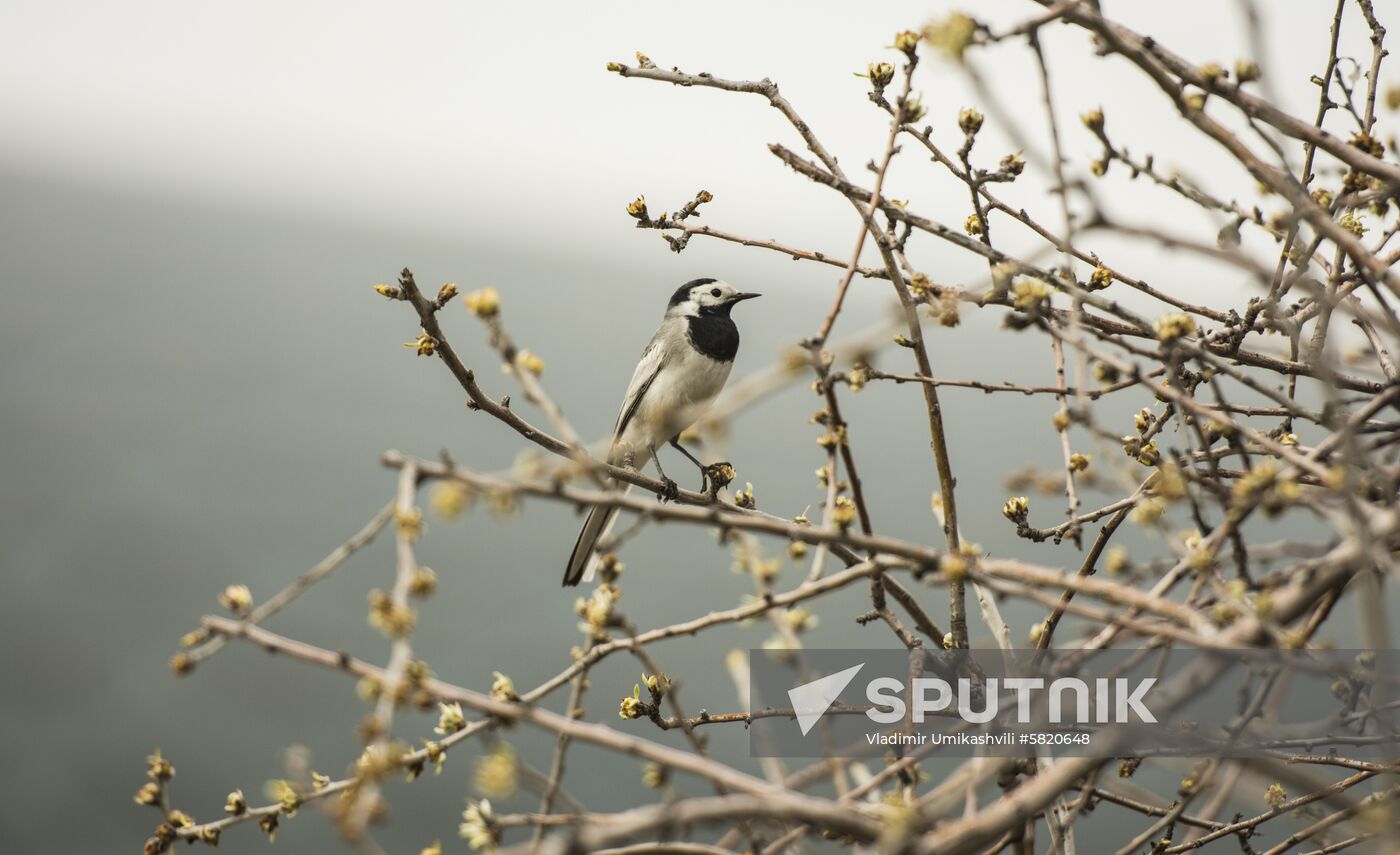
[1,1,1389,852]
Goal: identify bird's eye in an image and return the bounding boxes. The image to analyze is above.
[710,288,721,298]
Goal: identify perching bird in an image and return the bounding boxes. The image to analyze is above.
[563,278,760,586]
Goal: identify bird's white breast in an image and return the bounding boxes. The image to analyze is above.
[615,321,732,463]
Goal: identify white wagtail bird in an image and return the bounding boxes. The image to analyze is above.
[563,278,760,586]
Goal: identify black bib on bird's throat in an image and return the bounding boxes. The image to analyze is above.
[685,313,740,362]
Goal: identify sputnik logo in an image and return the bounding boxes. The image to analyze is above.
[787,663,864,735]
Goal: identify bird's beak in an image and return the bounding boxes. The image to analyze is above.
[731,292,762,303]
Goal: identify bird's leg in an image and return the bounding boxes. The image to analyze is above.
[648,445,680,503]
[668,438,707,480]
[669,438,732,496]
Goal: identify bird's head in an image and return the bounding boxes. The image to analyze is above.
[666,278,761,318]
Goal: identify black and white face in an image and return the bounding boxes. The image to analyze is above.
[667,278,761,318]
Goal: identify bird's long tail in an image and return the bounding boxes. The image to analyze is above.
[563,484,630,586]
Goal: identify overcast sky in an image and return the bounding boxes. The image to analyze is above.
[2,0,1356,265]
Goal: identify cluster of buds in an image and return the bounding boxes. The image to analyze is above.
[473,742,518,799]
[218,583,252,616]
[577,582,621,636]
[1011,279,1051,313]
[489,671,520,703]
[831,495,857,530]
[618,682,656,720]
[166,811,194,830]
[147,749,175,784]
[1231,460,1300,517]
[409,566,438,598]
[1104,545,1130,575]
[964,213,984,236]
[430,480,474,519]
[928,292,961,327]
[267,778,301,816]
[1067,453,1091,473]
[847,362,869,391]
[1234,59,1261,83]
[460,800,499,851]
[368,589,416,639]
[1197,62,1226,83]
[464,287,501,318]
[734,545,782,582]
[1179,530,1210,571]
[1151,462,1187,501]
[643,672,671,696]
[1154,312,1197,343]
[1087,264,1113,291]
[642,762,670,790]
[514,349,545,377]
[434,282,458,308]
[435,702,467,736]
[817,426,847,449]
[784,608,819,633]
[1338,211,1368,237]
[484,487,519,519]
[1203,419,1235,445]
[1130,496,1166,526]
[958,106,984,135]
[625,194,649,221]
[893,29,920,57]
[396,506,425,540]
[1094,361,1121,385]
[861,61,895,95]
[900,94,927,123]
[1350,131,1385,157]
[404,662,435,714]
[421,740,447,777]
[1211,579,1248,625]
[404,329,437,357]
[939,542,980,582]
[1002,495,1030,525]
[734,482,757,509]
[1121,436,1161,467]
[224,789,246,816]
[598,553,625,584]
[922,13,976,61]
[998,151,1025,177]
[1179,759,1211,797]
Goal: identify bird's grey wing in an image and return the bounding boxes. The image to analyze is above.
[613,331,668,439]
